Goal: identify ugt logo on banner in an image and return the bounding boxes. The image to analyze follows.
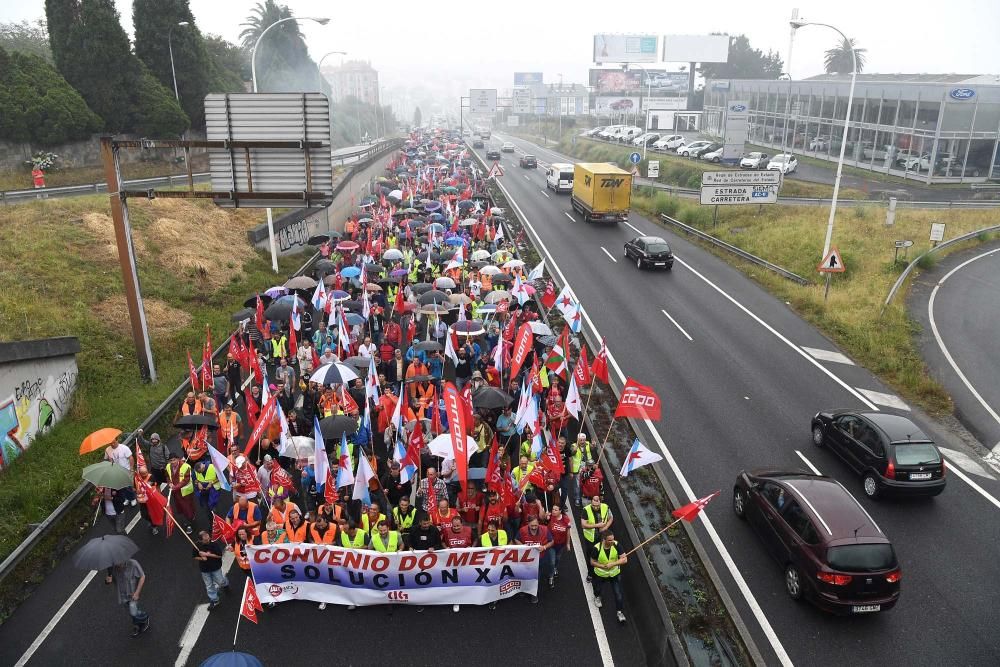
[614,378,662,421]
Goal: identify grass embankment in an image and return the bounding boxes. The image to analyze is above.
[630,187,1000,414]
[0,153,211,192]
[0,194,302,564]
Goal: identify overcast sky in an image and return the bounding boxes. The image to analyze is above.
[6,0,999,103]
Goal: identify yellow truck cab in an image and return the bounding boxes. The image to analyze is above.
[570,163,632,223]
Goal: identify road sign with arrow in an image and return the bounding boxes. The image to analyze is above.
[817,247,846,273]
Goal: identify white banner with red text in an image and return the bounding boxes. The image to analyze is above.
[247,544,540,606]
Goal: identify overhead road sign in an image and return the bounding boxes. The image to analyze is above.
[593,34,658,64]
[511,88,531,114]
[700,185,778,205]
[702,171,781,186]
[469,89,497,114]
[817,247,846,273]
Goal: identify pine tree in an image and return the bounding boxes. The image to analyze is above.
[133,0,212,127]
[130,62,189,136]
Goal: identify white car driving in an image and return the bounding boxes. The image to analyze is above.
[766,153,798,174]
[501,142,515,153]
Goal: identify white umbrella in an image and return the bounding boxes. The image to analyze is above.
[470,250,492,261]
[388,189,403,200]
[310,363,359,386]
[434,277,457,289]
[479,265,502,276]
[503,259,525,269]
[428,433,478,461]
[382,248,404,261]
[484,290,511,304]
[460,218,478,227]
[286,436,315,459]
[528,321,552,336]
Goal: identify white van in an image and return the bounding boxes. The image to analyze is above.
[597,125,623,140]
[546,163,575,193]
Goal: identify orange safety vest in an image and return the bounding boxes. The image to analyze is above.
[181,400,203,416]
[285,520,309,543]
[235,541,251,570]
[317,503,345,524]
[184,435,208,462]
[269,502,298,527]
[218,412,241,440]
[230,502,260,535]
[261,530,288,545]
[414,384,436,418]
[309,523,338,544]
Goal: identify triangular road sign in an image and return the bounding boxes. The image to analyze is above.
[630,166,639,176]
[486,162,504,179]
[817,247,846,273]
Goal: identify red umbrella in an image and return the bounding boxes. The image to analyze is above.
[336,241,359,252]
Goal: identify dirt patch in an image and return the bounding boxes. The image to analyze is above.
[81,212,148,262]
[92,294,192,337]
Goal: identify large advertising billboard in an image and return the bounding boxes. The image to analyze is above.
[593,34,658,64]
[593,96,639,115]
[662,34,730,63]
[514,72,543,85]
[590,69,688,94]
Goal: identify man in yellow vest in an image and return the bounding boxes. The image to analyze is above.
[479,519,509,610]
[370,520,401,553]
[589,530,627,624]
[192,459,221,515]
[570,433,595,507]
[392,497,417,548]
[339,521,369,550]
[581,494,612,582]
[361,505,387,537]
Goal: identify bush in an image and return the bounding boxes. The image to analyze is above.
[653,192,682,218]
[916,253,938,270]
[680,204,713,227]
[129,63,189,136]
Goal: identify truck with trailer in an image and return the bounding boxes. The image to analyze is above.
[570,163,632,223]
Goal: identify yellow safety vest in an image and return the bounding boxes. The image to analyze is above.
[582,503,609,543]
[340,531,367,549]
[519,440,538,462]
[361,512,387,536]
[393,507,416,531]
[512,463,535,488]
[194,465,221,490]
[480,530,508,547]
[371,531,400,552]
[571,444,593,474]
[271,335,287,358]
[594,542,621,578]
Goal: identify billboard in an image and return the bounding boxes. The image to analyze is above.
[662,34,730,64]
[469,89,497,114]
[514,72,543,85]
[594,96,639,115]
[593,34,658,64]
[721,100,749,164]
[590,69,689,94]
[643,97,687,112]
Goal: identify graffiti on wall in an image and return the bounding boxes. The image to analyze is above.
[277,219,310,252]
[1,369,77,470]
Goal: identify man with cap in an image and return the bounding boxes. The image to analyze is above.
[136,428,169,486]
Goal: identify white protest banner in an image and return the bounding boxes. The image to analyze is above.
[247,544,540,606]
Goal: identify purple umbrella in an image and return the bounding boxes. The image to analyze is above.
[423,201,442,211]
[390,268,409,278]
[264,286,288,298]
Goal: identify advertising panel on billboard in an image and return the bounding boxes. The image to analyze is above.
[662,34,730,63]
[469,89,497,114]
[514,72,544,85]
[594,96,639,115]
[593,34,658,64]
[721,100,749,163]
[590,69,689,94]
[511,88,531,114]
[643,97,687,111]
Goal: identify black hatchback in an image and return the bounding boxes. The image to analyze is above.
[624,236,674,270]
[811,410,946,499]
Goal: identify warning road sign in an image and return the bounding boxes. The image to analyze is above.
[818,247,846,273]
[486,162,505,179]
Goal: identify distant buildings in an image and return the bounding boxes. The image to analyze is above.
[323,60,380,106]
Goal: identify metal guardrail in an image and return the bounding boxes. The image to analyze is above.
[0,251,321,585]
[881,224,1000,313]
[659,213,811,286]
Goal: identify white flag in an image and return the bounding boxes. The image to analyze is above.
[276,402,291,456]
[554,284,577,318]
[620,438,664,477]
[527,259,545,282]
[565,374,581,420]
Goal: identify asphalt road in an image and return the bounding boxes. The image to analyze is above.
[908,241,1000,455]
[480,131,1000,667]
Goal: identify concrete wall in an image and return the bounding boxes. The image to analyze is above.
[0,338,80,471]
[0,130,209,171]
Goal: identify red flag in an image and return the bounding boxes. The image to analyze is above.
[240,578,262,624]
[288,323,298,357]
[394,280,405,313]
[311,346,321,370]
[187,351,199,392]
[212,513,236,544]
[502,311,516,342]
[525,465,547,489]
[237,337,251,371]
[540,435,565,475]
[442,382,468,489]
[459,382,474,435]
[249,348,264,386]
[255,294,265,333]
[614,378,662,421]
[509,323,534,380]
[244,397,276,456]
[406,317,416,348]
[496,299,509,316]
[324,469,338,504]
[430,397,442,436]
[340,387,359,415]
[540,280,557,310]
[590,337,610,384]
[574,346,592,387]
[229,335,242,368]
[135,445,147,471]
[140,479,167,528]
[671,491,721,522]
[407,419,425,455]
[530,358,543,395]
[202,326,213,390]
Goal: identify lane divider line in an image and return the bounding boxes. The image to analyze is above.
[600,247,618,263]
[795,450,823,475]
[564,212,575,223]
[661,309,693,341]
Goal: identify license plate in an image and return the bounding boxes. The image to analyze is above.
[654,262,665,266]
[852,604,881,613]
[910,472,932,480]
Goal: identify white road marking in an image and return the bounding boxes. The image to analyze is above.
[540,189,550,198]
[173,552,236,667]
[524,174,530,180]
[928,248,1000,451]
[566,505,616,666]
[937,447,997,480]
[795,450,823,475]
[564,212,575,223]
[855,388,909,411]
[15,513,143,667]
[661,309,693,341]
[623,221,643,235]
[600,247,618,263]
[492,175,791,667]
[801,346,855,366]
[940,461,1000,512]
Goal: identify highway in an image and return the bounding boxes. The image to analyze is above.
[478,131,1000,667]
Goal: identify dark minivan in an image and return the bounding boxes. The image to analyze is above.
[733,470,901,615]
[810,410,946,499]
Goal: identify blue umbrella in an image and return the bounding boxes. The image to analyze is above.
[329,290,350,302]
[445,237,465,247]
[341,266,361,279]
[424,201,442,211]
[199,652,264,667]
[427,222,446,233]
[345,313,367,326]
[274,294,305,307]
[428,213,445,222]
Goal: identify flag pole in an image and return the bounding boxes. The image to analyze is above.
[580,375,598,426]
[162,502,200,549]
[233,577,247,647]
[620,515,684,558]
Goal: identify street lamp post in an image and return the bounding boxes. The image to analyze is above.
[167,21,190,102]
[790,18,857,276]
[250,15,330,273]
[627,64,653,160]
[557,73,563,141]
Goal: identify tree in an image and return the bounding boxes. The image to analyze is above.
[204,34,248,93]
[130,62,189,136]
[824,38,867,74]
[239,1,321,92]
[133,0,212,127]
[0,46,102,144]
[0,19,53,62]
[412,106,422,128]
[698,34,783,81]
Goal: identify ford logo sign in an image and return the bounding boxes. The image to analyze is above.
[949,88,975,100]
[729,104,747,112]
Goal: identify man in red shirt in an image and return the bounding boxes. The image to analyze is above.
[443,515,473,548]
[546,503,572,582]
[579,461,604,501]
[457,482,482,525]
[516,516,555,599]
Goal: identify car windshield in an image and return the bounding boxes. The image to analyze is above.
[772,155,789,163]
[559,171,573,179]
[647,244,670,253]
[827,544,897,572]
[745,153,762,159]
[893,443,940,465]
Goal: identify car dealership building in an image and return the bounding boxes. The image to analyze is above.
[702,74,1000,184]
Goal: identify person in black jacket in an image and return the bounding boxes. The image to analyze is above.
[408,512,442,551]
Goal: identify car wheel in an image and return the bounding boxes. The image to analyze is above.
[785,564,804,601]
[733,487,747,519]
[811,426,825,447]
[863,473,881,499]
[636,257,643,270]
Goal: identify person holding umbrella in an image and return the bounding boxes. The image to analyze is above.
[73,535,148,637]
[113,558,149,637]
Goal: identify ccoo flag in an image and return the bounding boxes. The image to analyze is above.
[614,378,662,421]
[619,438,663,477]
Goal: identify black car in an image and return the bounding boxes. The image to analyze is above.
[810,410,946,499]
[519,154,537,168]
[623,236,673,270]
[472,139,484,148]
[485,148,501,160]
[733,470,901,615]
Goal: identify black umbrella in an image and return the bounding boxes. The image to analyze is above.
[472,386,513,410]
[344,355,371,369]
[231,307,254,322]
[319,415,359,440]
[264,296,305,322]
[341,300,364,312]
[243,294,271,308]
[72,535,139,571]
[418,290,450,306]
[307,234,331,245]
[415,340,443,352]
[492,274,513,285]
[314,259,337,273]
[175,414,220,429]
[410,282,433,295]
